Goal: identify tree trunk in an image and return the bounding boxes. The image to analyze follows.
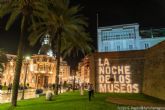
[21,62,28,100]
[55,34,61,95]
[73,74,75,92]
[11,16,27,106]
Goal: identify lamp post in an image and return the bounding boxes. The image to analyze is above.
[21,56,30,100]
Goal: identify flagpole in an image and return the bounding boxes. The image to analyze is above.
[96,13,99,29]
[96,13,99,52]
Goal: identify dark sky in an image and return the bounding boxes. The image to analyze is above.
[1,0,165,54]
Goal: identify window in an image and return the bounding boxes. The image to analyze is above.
[129,45,133,50]
[33,59,36,64]
[105,46,108,51]
[117,46,120,51]
[145,43,149,49]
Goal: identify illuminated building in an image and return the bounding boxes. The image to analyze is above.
[38,34,53,57]
[1,54,70,88]
[77,56,90,84]
[77,23,165,93]
[98,23,165,52]
[89,51,145,93]
[1,35,70,88]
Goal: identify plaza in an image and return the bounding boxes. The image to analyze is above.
[0,0,165,109]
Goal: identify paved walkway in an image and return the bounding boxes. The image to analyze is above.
[0,89,67,104]
[107,97,165,107]
[0,89,36,104]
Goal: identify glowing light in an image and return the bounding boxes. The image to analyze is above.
[26,56,30,60]
[49,71,53,74]
[10,61,13,66]
[98,58,139,93]
[30,64,34,72]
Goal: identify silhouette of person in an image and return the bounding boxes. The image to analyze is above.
[88,83,93,101]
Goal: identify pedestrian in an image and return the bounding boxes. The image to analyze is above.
[0,83,2,95]
[80,83,84,95]
[0,83,2,94]
[58,84,61,93]
[7,83,12,93]
[88,83,93,101]
[0,83,2,90]
[91,84,94,97]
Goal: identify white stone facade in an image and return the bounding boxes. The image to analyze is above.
[98,23,165,52]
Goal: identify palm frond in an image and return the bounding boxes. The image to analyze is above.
[6,8,21,30]
[28,27,47,46]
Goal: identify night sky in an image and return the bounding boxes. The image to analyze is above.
[0,0,165,56]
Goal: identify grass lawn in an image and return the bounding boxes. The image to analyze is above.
[0,91,117,110]
[0,91,164,110]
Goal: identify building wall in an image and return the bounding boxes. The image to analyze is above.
[98,23,165,52]
[2,54,70,88]
[143,41,165,100]
[89,51,145,93]
[89,39,165,99]
[78,57,90,84]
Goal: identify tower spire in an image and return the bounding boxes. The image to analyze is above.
[38,34,53,56]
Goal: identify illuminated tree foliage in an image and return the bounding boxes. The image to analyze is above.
[29,0,92,95]
[0,0,47,106]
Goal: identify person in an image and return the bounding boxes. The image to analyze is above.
[58,84,61,93]
[91,84,94,97]
[0,83,2,95]
[88,83,93,101]
[7,83,12,93]
[0,83,2,90]
[80,83,84,95]
[0,83,2,94]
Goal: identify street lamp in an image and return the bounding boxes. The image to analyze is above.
[21,56,30,100]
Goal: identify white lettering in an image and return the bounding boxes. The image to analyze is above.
[119,75,125,83]
[107,84,114,92]
[99,84,106,93]
[98,58,139,93]
[105,66,111,74]
[99,75,105,83]
[104,58,110,66]
[98,58,103,66]
[118,66,124,74]
[127,84,132,93]
[125,66,131,74]
[112,66,117,74]
[105,75,110,83]
[114,84,120,93]
[114,75,119,83]
[133,84,139,93]
[120,84,126,93]
[99,66,104,74]
[125,75,131,83]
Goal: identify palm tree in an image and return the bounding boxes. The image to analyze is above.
[0,49,7,74]
[0,0,48,106]
[29,0,92,95]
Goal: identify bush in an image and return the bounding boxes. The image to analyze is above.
[46,91,53,101]
[35,89,43,94]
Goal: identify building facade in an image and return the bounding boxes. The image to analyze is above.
[77,56,90,84]
[1,35,70,88]
[98,23,165,52]
[89,51,145,93]
[1,54,70,89]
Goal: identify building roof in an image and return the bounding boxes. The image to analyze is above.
[98,23,139,29]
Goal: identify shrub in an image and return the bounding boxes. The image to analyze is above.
[35,89,43,94]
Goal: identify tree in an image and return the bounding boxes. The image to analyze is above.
[0,0,47,106]
[29,0,92,95]
[0,49,7,74]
